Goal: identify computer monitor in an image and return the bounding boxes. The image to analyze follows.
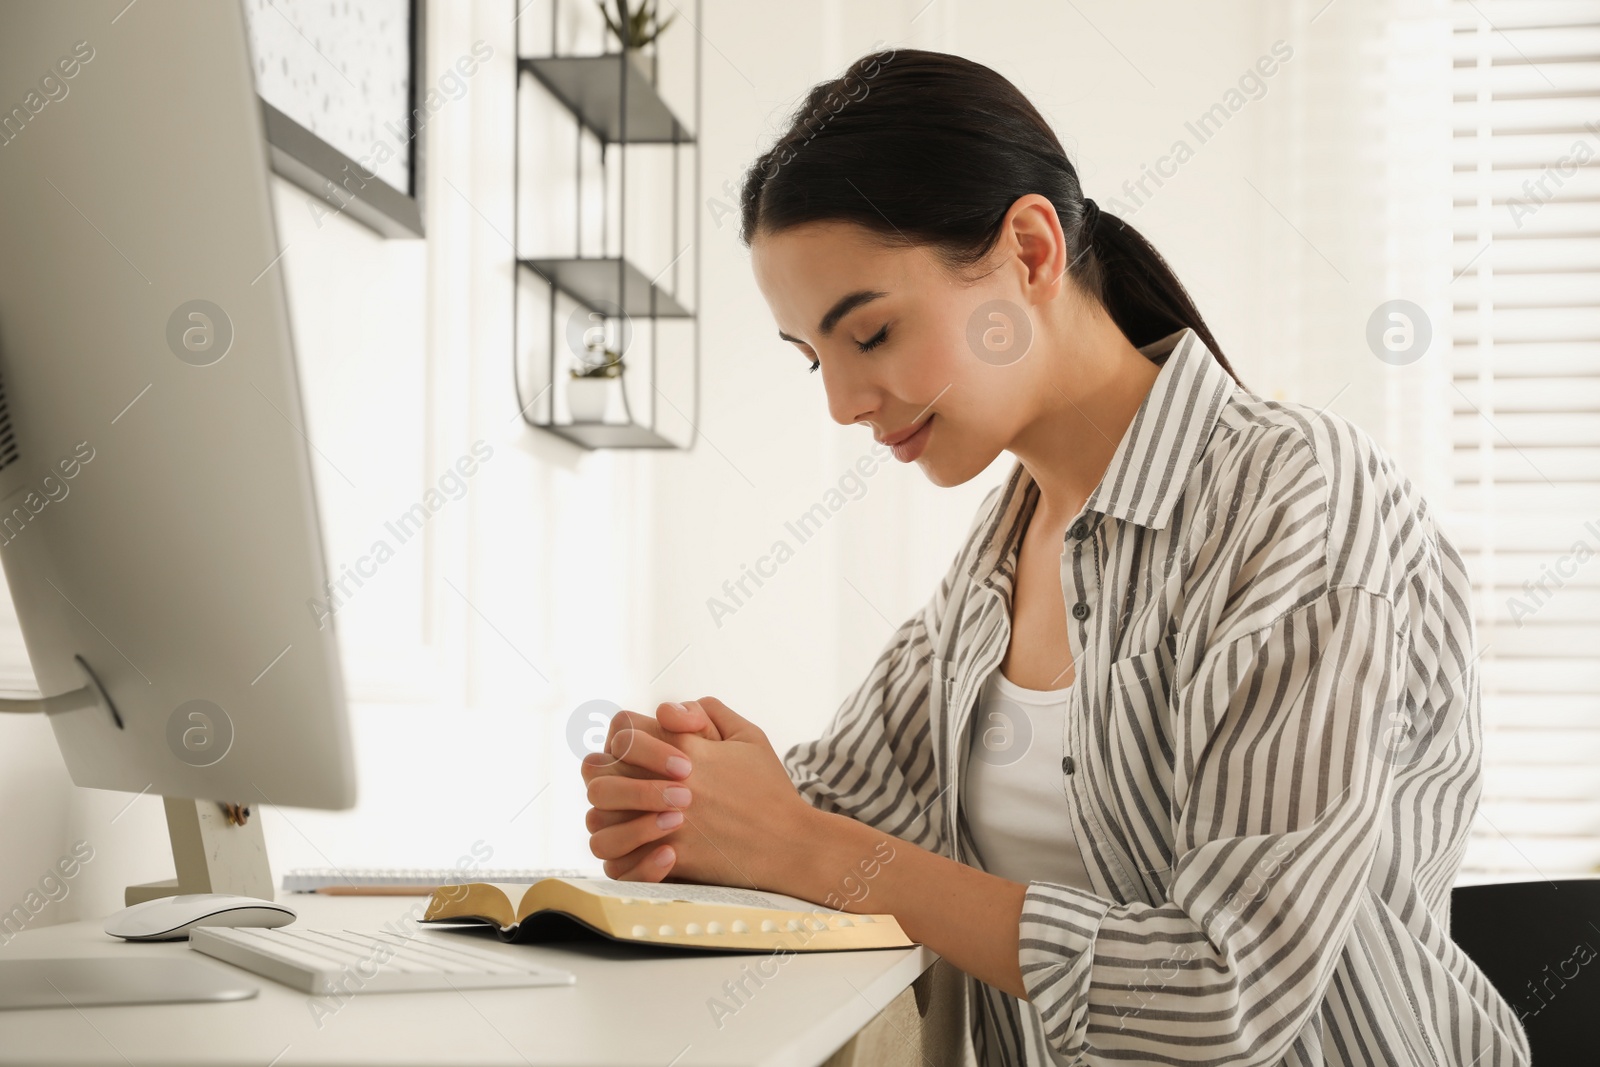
[0,0,356,906]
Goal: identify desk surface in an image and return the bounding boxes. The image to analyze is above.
[0,892,939,1067]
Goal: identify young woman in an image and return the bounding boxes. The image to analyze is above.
[580,49,1530,1067]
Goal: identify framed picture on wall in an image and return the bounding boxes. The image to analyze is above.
[242,0,426,238]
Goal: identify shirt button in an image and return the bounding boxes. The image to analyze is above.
[1069,519,1090,540]
[1061,756,1076,775]
[1071,602,1091,621]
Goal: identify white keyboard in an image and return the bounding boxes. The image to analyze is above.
[189,926,575,995]
[281,867,589,892]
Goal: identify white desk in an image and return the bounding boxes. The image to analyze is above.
[0,893,941,1067]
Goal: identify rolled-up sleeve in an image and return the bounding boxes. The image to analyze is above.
[1020,583,1408,1065]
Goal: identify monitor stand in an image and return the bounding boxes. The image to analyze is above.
[0,686,277,1008]
[0,799,273,1011]
[0,958,259,1011]
[0,675,276,906]
[125,796,275,906]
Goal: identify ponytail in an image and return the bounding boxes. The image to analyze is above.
[739,48,1244,387]
[1075,197,1240,384]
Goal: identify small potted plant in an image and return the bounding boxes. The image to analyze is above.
[595,0,675,85]
[568,338,624,422]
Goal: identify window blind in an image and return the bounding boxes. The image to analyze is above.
[1450,0,1600,878]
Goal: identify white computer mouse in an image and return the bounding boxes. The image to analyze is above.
[103,893,297,941]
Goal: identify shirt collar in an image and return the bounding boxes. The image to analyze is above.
[1083,326,1236,529]
[969,327,1236,587]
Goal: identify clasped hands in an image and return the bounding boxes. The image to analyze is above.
[580,697,817,889]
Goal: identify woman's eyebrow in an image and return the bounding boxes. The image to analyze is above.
[777,289,888,344]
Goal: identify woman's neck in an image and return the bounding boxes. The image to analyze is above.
[1009,308,1163,529]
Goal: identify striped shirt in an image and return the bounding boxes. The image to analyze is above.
[782,327,1531,1067]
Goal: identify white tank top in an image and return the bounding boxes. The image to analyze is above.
[960,665,1093,891]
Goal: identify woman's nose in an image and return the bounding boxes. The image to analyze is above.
[823,368,880,428]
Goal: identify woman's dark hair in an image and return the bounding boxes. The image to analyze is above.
[739,48,1243,386]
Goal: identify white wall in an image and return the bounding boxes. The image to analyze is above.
[0,0,1443,928]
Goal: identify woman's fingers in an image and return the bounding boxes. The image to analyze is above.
[602,840,676,882]
[589,805,676,832]
[579,727,692,786]
[578,704,713,874]
[579,751,658,784]
[656,699,721,740]
[691,696,762,742]
[586,772,692,813]
[586,805,636,833]
[591,710,665,769]
[582,709,699,781]
[587,808,685,862]
[605,727,693,780]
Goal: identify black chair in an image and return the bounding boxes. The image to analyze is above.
[1451,878,1600,1064]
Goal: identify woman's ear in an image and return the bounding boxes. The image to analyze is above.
[1004,193,1069,303]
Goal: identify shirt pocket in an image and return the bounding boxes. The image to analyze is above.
[930,655,959,856]
[1101,638,1179,873]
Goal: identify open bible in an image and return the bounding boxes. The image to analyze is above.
[420,877,914,952]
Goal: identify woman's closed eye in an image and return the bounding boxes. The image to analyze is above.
[804,324,890,374]
[855,324,889,352]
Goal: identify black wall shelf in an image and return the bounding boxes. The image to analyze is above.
[519,256,693,319]
[520,55,693,144]
[512,1,702,452]
[548,422,685,449]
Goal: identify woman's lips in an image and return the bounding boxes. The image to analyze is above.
[890,415,934,462]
